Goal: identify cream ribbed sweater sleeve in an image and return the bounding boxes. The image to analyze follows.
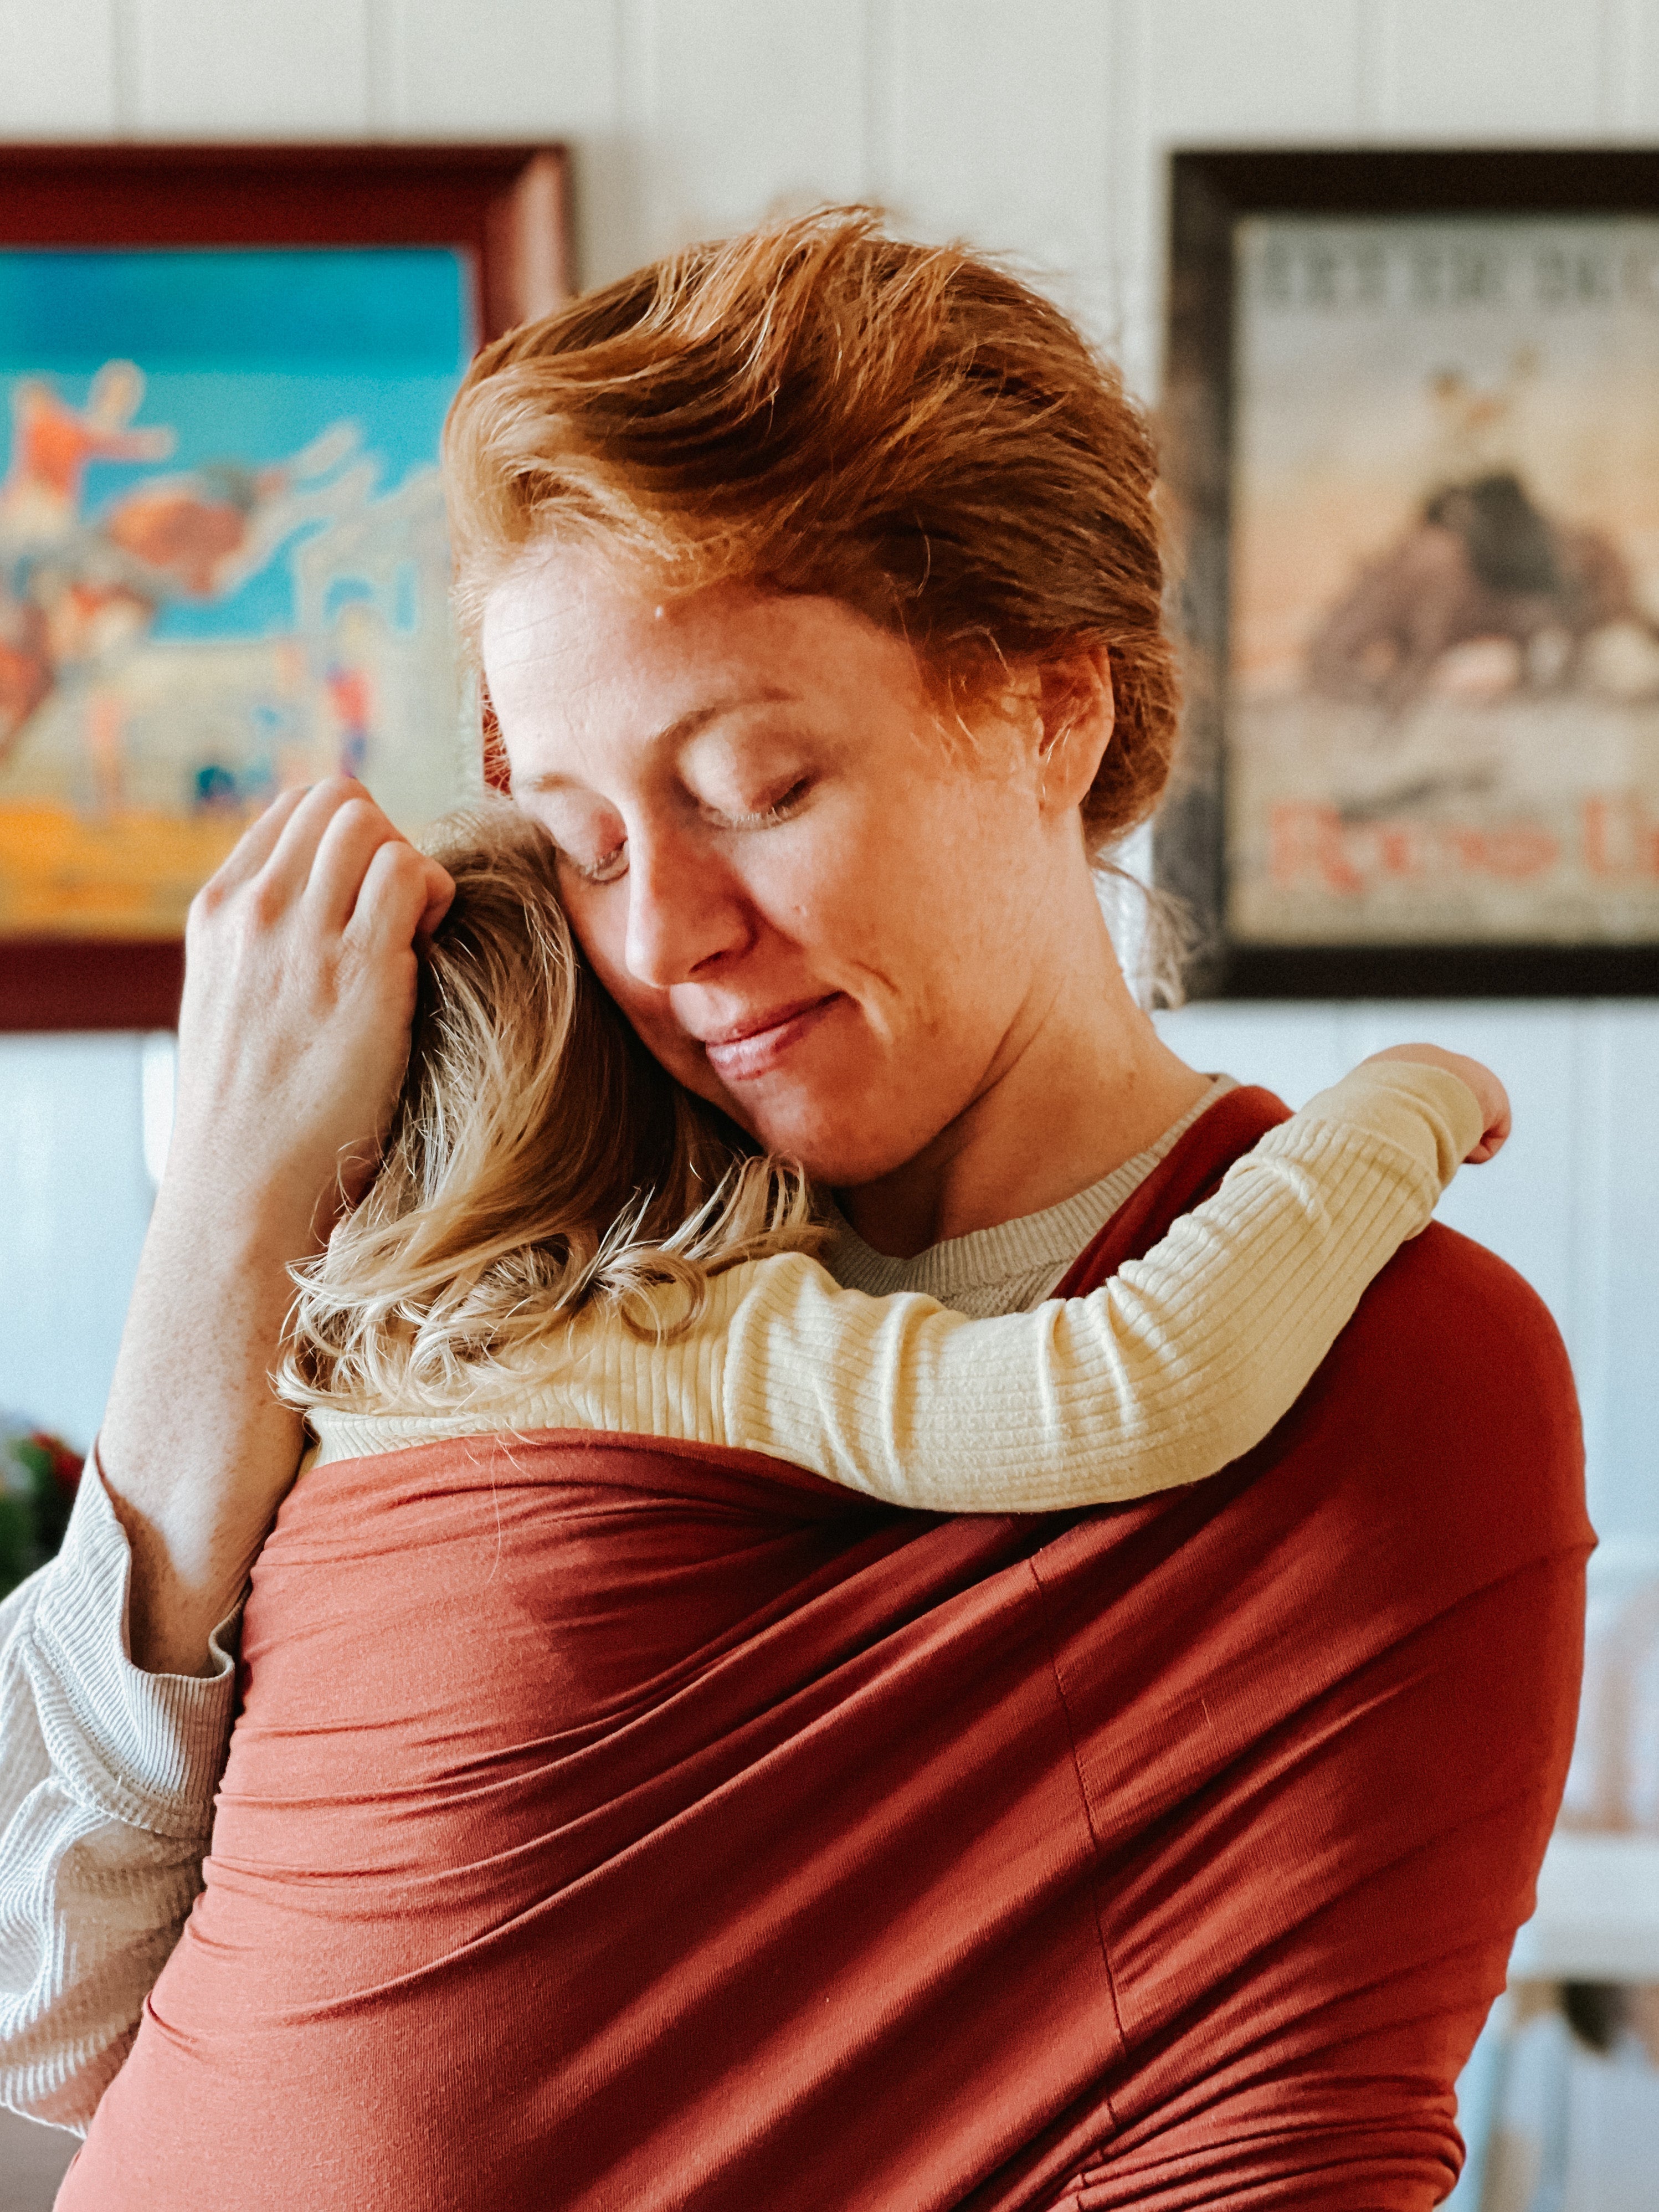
[713,1061,1480,1510]
[313,1063,1482,1516]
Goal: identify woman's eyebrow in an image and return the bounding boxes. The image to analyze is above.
[516,690,799,796]
[662,689,797,750]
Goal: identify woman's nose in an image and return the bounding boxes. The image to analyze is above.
[622,825,753,988]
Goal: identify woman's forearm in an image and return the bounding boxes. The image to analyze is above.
[96,779,454,1676]
[97,1188,311,1675]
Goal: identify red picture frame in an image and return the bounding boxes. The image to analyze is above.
[0,143,569,1031]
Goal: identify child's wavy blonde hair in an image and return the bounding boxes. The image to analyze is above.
[276,801,819,1419]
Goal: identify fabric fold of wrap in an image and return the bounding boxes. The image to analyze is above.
[60,1087,1590,2211]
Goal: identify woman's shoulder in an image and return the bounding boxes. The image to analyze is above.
[1342,1216,1579,1446]
[1286,1217,1590,1593]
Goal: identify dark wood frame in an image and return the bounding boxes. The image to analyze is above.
[0,143,569,1031]
[1157,147,1659,1000]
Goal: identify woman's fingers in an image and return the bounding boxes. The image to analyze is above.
[304,787,414,932]
[196,770,451,976]
[253,776,386,912]
[296,782,453,945]
[349,836,450,961]
[171,786,446,1254]
[415,858,456,944]
[196,782,311,900]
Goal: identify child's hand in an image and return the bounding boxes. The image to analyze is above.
[1362,1045,1511,1163]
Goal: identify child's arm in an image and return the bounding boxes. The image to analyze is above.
[716,1058,1488,1512]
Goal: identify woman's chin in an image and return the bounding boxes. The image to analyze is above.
[651,1007,949,1188]
[736,1075,937,1190]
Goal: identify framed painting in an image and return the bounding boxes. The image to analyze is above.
[0,143,568,1030]
[1159,148,1659,998]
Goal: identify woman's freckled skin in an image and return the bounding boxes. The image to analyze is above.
[481,542,1206,1256]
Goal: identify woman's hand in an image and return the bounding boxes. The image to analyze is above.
[1363,1044,1511,1164]
[171,778,454,1249]
[99,779,453,1676]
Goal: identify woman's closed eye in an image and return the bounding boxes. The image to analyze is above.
[563,836,629,885]
[551,777,813,886]
[706,777,812,832]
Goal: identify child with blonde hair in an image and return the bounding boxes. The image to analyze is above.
[278,798,1498,1510]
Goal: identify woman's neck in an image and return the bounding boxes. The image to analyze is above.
[840,906,1209,1261]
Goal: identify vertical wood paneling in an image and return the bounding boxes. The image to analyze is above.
[630,0,867,250]
[1384,0,1605,135]
[0,1037,151,1451]
[1139,0,1367,141]
[1610,0,1659,128]
[1354,0,1401,135]
[387,0,620,138]
[1342,1003,1589,1367]
[128,0,374,137]
[887,0,1114,317]
[1600,0,1650,129]
[0,0,1652,1547]
[1589,1004,1659,1544]
[1153,1003,1349,1108]
[387,0,625,281]
[0,0,120,135]
[1123,0,1368,398]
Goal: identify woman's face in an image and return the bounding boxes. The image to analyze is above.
[482,544,1101,1186]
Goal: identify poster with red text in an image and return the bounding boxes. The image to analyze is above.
[1227,214,1659,948]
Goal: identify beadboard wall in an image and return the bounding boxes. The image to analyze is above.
[0,0,1655,1551]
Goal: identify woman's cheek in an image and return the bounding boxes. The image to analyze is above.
[595,957,737,1111]
[746,820,869,948]
[558,873,626,983]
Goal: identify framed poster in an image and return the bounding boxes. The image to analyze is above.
[1159,150,1659,998]
[0,144,568,1030]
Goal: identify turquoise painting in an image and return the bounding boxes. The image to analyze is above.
[0,247,476,936]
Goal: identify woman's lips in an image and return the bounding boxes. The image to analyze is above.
[699,994,844,1083]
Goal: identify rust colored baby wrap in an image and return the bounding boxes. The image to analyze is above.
[61,1090,1590,2211]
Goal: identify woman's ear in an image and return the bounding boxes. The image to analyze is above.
[1035,645,1114,813]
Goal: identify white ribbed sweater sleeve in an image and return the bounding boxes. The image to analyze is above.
[314,1063,1482,1518]
[0,1464,240,2130]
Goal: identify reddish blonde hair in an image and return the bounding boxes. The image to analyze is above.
[443,207,1178,853]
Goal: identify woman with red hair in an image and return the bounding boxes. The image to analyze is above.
[3,212,1585,2208]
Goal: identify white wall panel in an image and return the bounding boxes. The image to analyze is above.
[885,0,1115,310]
[1139,0,1365,141]
[1153,1000,1349,1107]
[387,0,625,284]
[1341,1002,1588,1362]
[1587,1004,1659,1544]
[1611,0,1659,130]
[1381,0,1605,136]
[129,0,373,138]
[0,0,120,136]
[1119,0,1366,391]
[388,0,620,140]
[0,1037,151,1452]
[0,0,1652,1552]
[629,0,867,251]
